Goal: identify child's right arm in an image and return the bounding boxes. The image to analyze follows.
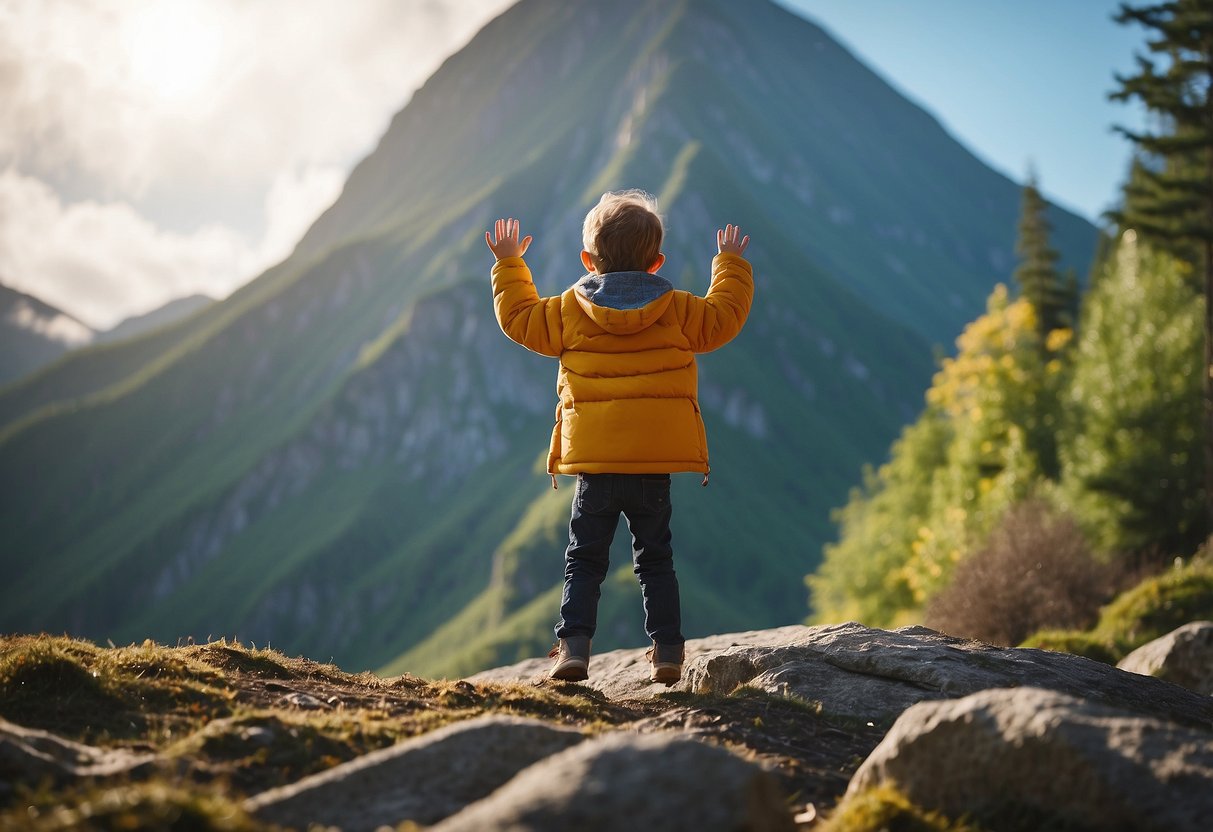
[487,218,563,357]
[677,224,754,353]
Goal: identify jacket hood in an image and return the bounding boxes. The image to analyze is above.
[573,271,674,335]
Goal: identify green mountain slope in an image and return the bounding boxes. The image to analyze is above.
[0,0,1096,675]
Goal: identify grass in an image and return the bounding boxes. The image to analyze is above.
[0,635,233,743]
[0,634,633,756]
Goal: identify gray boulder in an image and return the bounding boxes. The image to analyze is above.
[684,622,1213,725]
[432,730,794,832]
[848,687,1213,832]
[243,715,585,830]
[1119,621,1213,695]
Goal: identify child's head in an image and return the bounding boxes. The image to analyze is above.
[581,190,664,274]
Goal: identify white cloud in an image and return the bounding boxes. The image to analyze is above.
[0,168,247,329]
[260,164,347,265]
[0,0,511,197]
[0,164,354,330]
[0,0,512,326]
[6,299,94,346]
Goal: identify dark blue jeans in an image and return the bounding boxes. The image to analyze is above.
[556,473,684,646]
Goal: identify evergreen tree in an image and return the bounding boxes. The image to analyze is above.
[1060,234,1205,556]
[1013,173,1073,336]
[1110,0,1213,529]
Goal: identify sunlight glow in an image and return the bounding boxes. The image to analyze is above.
[124,1,223,105]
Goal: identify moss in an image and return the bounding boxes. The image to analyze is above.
[819,785,984,832]
[1099,561,1213,646]
[8,781,263,831]
[1018,630,1120,665]
[1021,560,1213,662]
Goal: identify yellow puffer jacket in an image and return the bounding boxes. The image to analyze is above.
[491,252,754,476]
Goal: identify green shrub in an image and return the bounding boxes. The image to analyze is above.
[1020,559,1213,662]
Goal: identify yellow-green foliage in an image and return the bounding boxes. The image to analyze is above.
[1022,558,1213,662]
[813,237,1205,628]
[812,286,1066,625]
[819,785,984,832]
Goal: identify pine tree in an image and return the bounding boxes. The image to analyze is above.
[1013,173,1073,336]
[1110,0,1213,530]
[1060,235,1205,556]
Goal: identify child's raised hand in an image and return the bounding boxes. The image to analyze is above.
[717,224,750,256]
[485,218,533,260]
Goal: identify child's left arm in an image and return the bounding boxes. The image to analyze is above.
[487,218,563,357]
[676,224,754,353]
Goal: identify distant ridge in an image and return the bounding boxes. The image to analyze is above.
[0,282,94,387]
[98,294,214,345]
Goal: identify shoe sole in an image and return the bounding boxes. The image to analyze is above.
[650,664,681,685]
[550,660,589,682]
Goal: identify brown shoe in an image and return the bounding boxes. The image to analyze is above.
[646,641,684,685]
[548,636,591,681]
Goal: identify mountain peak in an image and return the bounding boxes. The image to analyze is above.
[0,0,1094,681]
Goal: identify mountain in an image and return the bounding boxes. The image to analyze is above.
[0,283,95,387]
[0,0,1097,676]
[97,294,214,345]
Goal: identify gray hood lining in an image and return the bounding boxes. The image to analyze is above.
[574,271,674,310]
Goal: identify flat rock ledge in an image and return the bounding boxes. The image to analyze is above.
[243,715,585,831]
[471,622,1213,727]
[850,686,1213,832]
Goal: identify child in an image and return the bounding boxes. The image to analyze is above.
[485,190,753,684]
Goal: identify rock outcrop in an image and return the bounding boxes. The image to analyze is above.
[474,622,1213,727]
[469,624,811,700]
[848,686,1213,832]
[431,731,794,832]
[244,715,585,830]
[1118,621,1213,696]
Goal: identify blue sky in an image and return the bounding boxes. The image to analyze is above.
[1,0,1151,328]
[783,0,1148,222]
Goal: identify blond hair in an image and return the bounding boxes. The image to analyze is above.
[581,190,663,273]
